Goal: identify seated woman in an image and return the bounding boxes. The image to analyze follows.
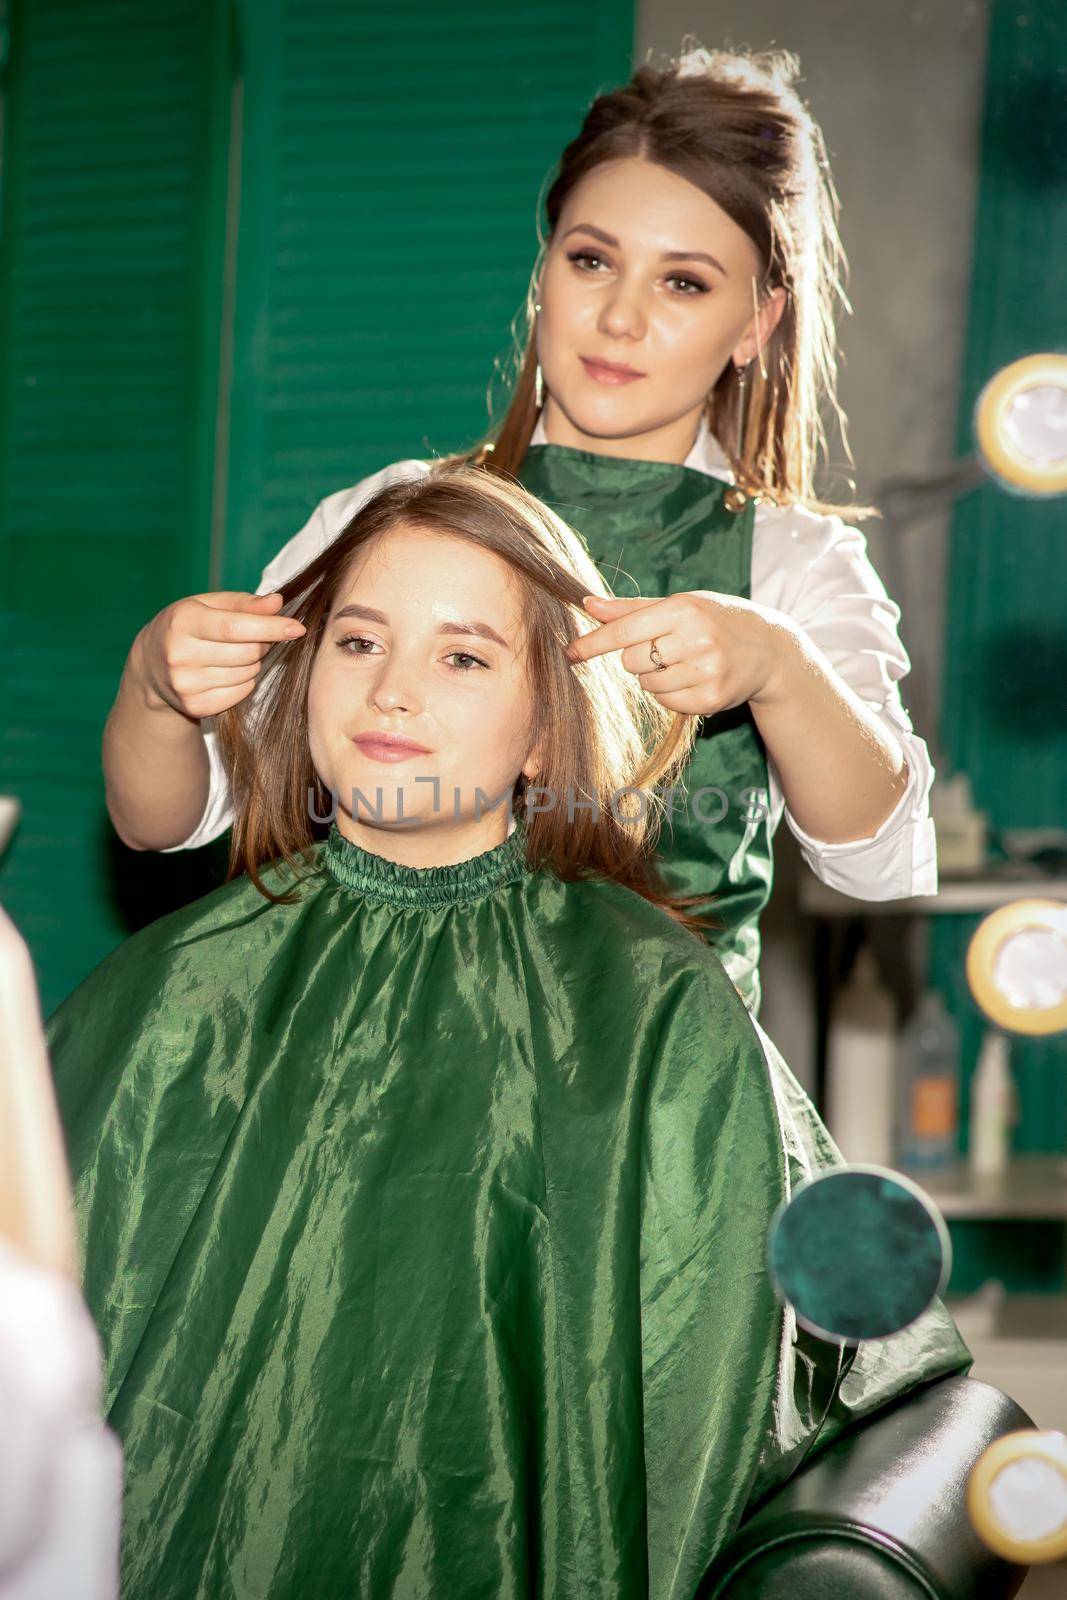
[45,467,969,1600]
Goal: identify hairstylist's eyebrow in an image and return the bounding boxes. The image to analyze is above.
[563,222,728,277]
[332,602,512,651]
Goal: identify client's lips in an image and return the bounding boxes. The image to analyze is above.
[353,731,431,762]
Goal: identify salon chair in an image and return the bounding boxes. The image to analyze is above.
[703,1374,1033,1599]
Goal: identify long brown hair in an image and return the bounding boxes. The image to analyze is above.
[447,42,870,517]
[215,465,718,939]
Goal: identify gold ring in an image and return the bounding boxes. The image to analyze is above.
[649,637,668,671]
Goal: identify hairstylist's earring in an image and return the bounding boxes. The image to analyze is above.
[533,301,544,409]
[734,361,750,456]
[751,277,769,381]
[724,360,752,514]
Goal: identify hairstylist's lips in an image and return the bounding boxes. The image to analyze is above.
[353,730,432,763]
[580,355,646,385]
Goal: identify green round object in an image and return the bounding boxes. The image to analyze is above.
[768,1166,950,1344]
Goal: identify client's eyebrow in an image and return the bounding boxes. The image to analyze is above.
[333,602,511,651]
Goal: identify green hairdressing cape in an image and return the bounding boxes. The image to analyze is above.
[45,815,969,1599]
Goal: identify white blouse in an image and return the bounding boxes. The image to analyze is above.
[163,418,937,902]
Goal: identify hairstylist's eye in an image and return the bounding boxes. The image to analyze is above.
[566,249,710,297]
[665,272,710,295]
[567,248,610,274]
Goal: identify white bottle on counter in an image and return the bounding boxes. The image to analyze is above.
[825,946,897,1166]
[969,1030,1015,1178]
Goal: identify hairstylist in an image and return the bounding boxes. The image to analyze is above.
[101,44,935,1014]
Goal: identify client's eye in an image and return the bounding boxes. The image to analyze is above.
[336,634,489,674]
[444,652,489,673]
[337,633,379,657]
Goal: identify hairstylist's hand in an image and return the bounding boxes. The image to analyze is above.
[564,590,799,717]
[132,591,306,720]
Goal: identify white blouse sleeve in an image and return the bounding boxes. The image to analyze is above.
[750,505,938,901]
[159,459,431,853]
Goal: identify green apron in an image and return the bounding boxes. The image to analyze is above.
[518,445,773,1014]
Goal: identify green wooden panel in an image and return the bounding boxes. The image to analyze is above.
[0,0,235,1015]
[222,0,635,589]
[939,0,1067,830]
[946,1220,1066,1297]
[931,0,1067,1291]
[0,0,635,1013]
[932,0,1067,1161]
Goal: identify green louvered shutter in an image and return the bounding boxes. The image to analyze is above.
[1,0,635,1013]
[931,0,1067,1291]
[0,0,235,1015]
[221,0,634,587]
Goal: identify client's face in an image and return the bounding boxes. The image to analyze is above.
[307,522,542,863]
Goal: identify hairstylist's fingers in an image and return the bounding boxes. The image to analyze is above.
[196,590,283,609]
[172,632,272,669]
[169,661,265,696]
[179,679,261,718]
[137,591,306,718]
[189,592,307,646]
